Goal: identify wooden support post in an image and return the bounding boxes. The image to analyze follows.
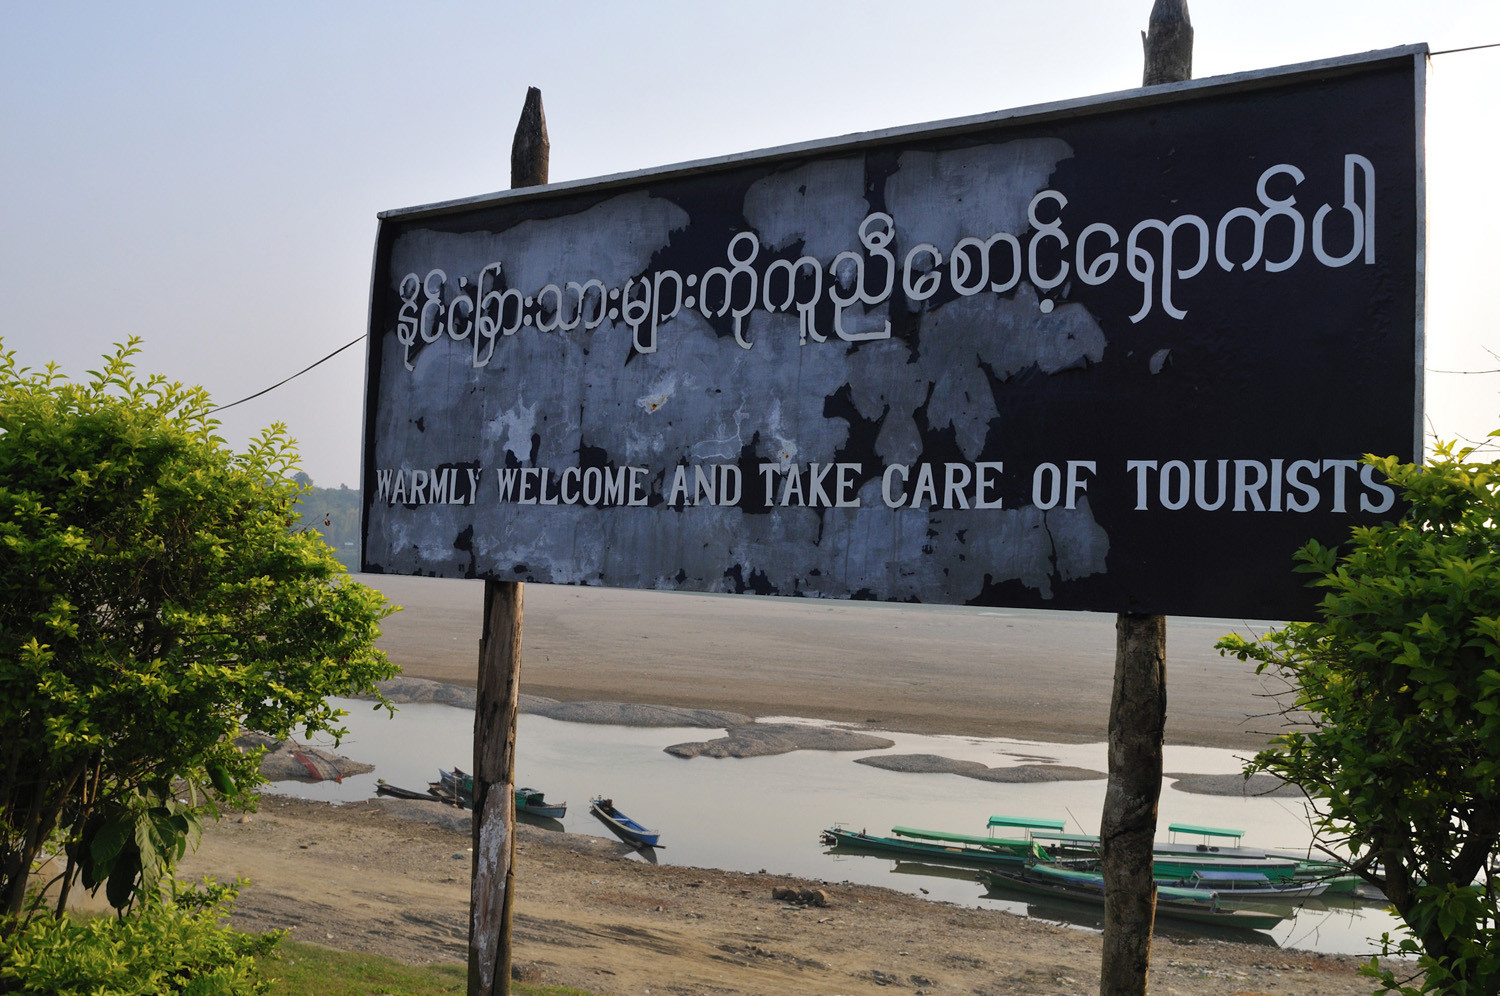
[1099,613,1167,996]
[469,86,548,996]
[510,86,549,190]
[1141,0,1193,87]
[1098,6,1189,996]
[470,579,524,995]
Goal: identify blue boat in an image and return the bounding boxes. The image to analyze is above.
[590,797,661,848]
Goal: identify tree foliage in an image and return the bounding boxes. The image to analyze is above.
[1218,440,1500,994]
[0,878,279,995]
[0,339,396,926]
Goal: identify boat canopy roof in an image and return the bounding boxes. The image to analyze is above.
[988,815,1066,832]
[1190,870,1273,884]
[1168,823,1245,842]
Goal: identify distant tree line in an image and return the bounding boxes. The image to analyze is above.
[290,473,360,571]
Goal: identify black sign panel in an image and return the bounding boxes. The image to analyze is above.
[362,48,1424,620]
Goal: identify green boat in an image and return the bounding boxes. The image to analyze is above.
[1149,853,1300,883]
[515,787,567,820]
[1145,825,1356,891]
[892,826,1048,859]
[1028,823,1320,886]
[821,826,1048,869]
[984,863,1287,931]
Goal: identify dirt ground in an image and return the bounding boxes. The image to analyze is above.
[147,575,1397,994]
[173,796,1381,996]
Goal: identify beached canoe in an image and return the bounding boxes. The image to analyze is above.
[374,779,440,802]
[590,797,660,848]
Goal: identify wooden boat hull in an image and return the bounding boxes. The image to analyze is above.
[515,787,567,820]
[1162,871,1330,900]
[1033,827,1355,891]
[375,780,442,802]
[590,797,660,848]
[1150,855,1299,883]
[891,826,1048,859]
[823,827,1034,869]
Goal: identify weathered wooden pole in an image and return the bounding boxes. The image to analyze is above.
[469,86,547,996]
[1141,0,1193,87]
[1097,5,1190,996]
[1099,614,1168,995]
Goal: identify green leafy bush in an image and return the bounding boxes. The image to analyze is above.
[1219,439,1500,994]
[0,338,397,921]
[0,879,279,995]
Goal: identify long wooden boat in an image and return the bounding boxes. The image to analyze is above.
[375,779,441,802]
[1160,869,1329,900]
[822,826,1044,868]
[1029,825,1306,885]
[1009,818,1366,897]
[984,864,1287,931]
[1158,822,1350,882]
[1150,853,1301,883]
[893,826,1050,859]
[515,787,567,820]
[590,797,661,848]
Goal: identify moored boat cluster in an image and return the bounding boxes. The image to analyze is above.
[376,767,665,850]
[820,817,1382,933]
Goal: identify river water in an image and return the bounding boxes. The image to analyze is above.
[264,697,1400,957]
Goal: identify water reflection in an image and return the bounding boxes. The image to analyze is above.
[978,873,1283,947]
[517,812,565,833]
[264,697,1395,957]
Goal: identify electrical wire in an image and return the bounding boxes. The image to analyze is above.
[1430,42,1500,57]
[206,334,365,415]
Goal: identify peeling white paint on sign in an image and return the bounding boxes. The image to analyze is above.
[363,48,1424,619]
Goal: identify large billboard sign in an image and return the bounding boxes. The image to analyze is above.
[361,47,1424,620]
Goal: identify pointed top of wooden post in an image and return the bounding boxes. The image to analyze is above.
[511,86,549,190]
[1141,0,1193,86]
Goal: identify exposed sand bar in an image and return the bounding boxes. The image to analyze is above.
[364,574,1287,751]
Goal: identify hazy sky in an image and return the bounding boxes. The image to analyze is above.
[3,1,1497,487]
